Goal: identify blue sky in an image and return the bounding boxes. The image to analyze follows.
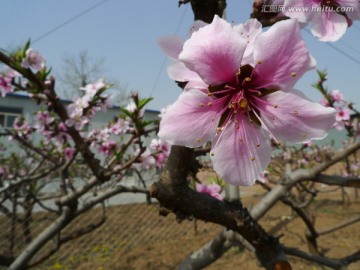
[1,0,360,111]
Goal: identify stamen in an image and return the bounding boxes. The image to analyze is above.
[293,111,299,115]
[196,138,202,142]
[199,102,204,107]
[257,60,262,64]
[207,102,213,107]
[291,72,297,77]
[210,152,214,156]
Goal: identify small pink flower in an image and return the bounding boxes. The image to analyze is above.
[150,139,170,168]
[330,89,344,103]
[134,148,156,170]
[335,106,350,122]
[35,111,54,132]
[99,139,117,156]
[80,79,106,98]
[319,98,329,107]
[196,183,223,200]
[0,76,13,97]
[64,147,76,160]
[21,48,45,71]
[109,118,129,135]
[159,16,336,185]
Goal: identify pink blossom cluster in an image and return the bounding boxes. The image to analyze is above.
[320,89,350,131]
[131,139,170,170]
[0,68,19,97]
[12,117,33,140]
[66,79,110,130]
[150,138,171,168]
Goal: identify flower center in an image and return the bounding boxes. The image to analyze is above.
[207,64,264,129]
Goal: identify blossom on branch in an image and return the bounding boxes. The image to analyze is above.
[284,0,360,41]
[21,48,45,72]
[195,183,223,200]
[158,16,336,186]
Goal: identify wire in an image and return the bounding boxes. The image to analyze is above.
[149,4,189,98]
[33,0,110,44]
[303,28,360,67]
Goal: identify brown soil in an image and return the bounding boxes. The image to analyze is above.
[40,185,360,270]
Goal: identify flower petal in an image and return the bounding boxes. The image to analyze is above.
[211,118,271,186]
[252,19,315,90]
[233,19,262,60]
[311,11,348,42]
[284,0,317,22]
[158,89,224,147]
[157,36,184,60]
[167,61,203,82]
[258,90,336,143]
[179,15,247,85]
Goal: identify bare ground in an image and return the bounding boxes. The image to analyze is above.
[39,185,360,270]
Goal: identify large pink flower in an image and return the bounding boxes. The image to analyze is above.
[158,16,336,186]
[284,0,360,41]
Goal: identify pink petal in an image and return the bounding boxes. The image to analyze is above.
[258,90,336,143]
[337,0,360,20]
[157,36,184,60]
[252,19,315,90]
[233,19,262,59]
[284,0,317,22]
[311,11,348,42]
[179,15,247,85]
[188,20,208,36]
[167,61,203,82]
[158,89,224,147]
[211,118,271,186]
[195,183,207,193]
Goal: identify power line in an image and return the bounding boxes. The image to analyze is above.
[33,0,110,44]
[303,28,360,67]
[149,5,189,98]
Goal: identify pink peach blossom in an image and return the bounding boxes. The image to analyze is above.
[159,16,336,185]
[21,48,45,71]
[196,183,223,200]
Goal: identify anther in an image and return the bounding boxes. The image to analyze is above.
[199,103,204,107]
[257,60,262,64]
[293,111,299,115]
[210,152,215,156]
[256,144,260,147]
[273,104,278,108]
[245,77,251,82]
[250,157,256,161]
[196,138,202,142]
[291,72,297,77]
[207,102,213,107]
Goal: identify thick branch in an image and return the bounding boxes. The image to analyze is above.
[189,0,226,23]
[314,174,360,187]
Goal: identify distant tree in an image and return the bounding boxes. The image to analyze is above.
[59,50,127,106]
